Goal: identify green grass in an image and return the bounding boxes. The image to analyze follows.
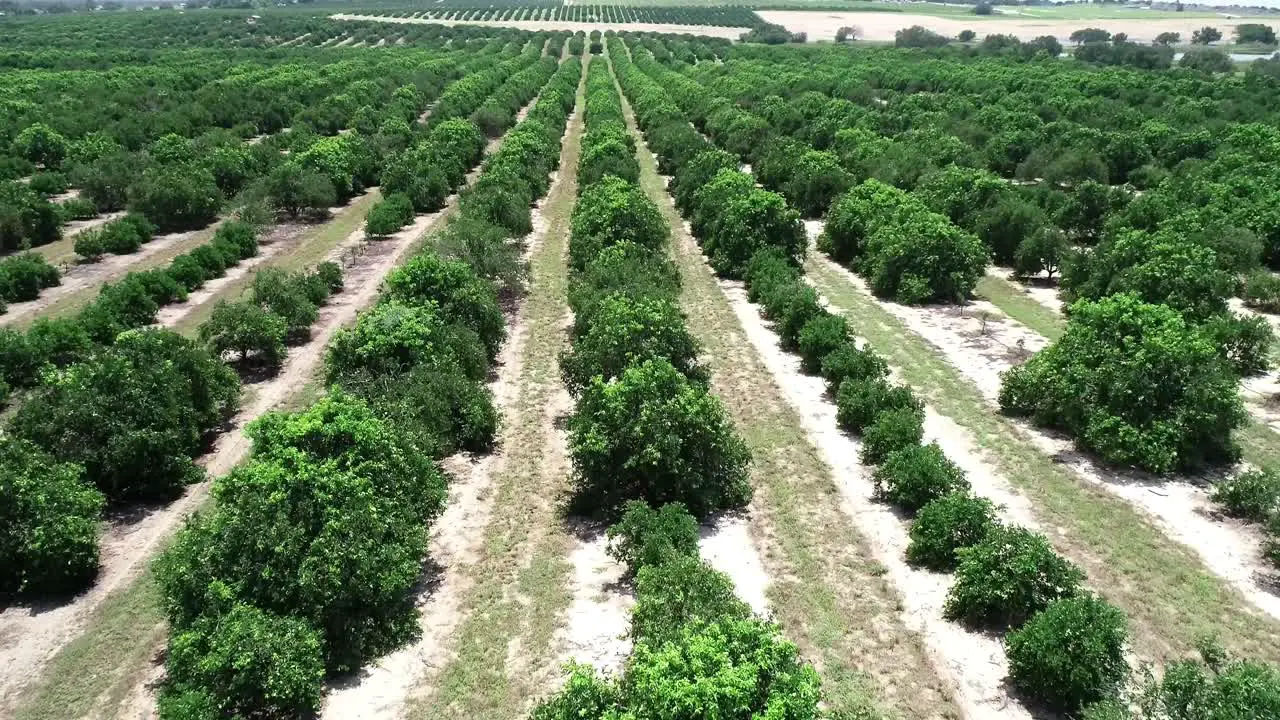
[12,573,167,720]
[807,255,1280,665]
[408,62,588,720]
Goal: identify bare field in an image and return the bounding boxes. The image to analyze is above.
[331,12,750,39]
[758,9,1274,42]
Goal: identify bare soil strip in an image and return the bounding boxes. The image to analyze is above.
[0,129,514,720]
[404,66,587,720]
[804,242,1280,665]
[623,95,959,720]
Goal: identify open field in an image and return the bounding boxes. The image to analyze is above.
[5,7,1280,720]
[758,8,1279,41]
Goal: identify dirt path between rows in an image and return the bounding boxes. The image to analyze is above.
[403,64,585,720]
[321,96,580,720]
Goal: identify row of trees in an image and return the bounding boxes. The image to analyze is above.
[536,51,822,717]
[656,40,1276,475]
[619,32,1280,717]
[146,45,593,717]
[619,31,1122,714]
[0,217,276,595]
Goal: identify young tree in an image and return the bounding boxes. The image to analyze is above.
[198,300,287,368]
[567,358,752,520]
[1000,293,1245,473]
[1191,26,1222,44]
[1153,31,1181,45]
[958,29,976,42]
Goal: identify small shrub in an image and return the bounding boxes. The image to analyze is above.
[1243,271,1280,314]
[606,501,700,576]
[835,376,922,434]
[777,287,824,351]
[1005,595,1129,713]
[861,406,925,465]
[28,172,68,196]
[213,220,257,260]
[253,268,319,338]
[129,269,187,305]
[873,442,968,512]
[311,261,343,294]
[58,197,99,221]
[0,252,61,302]
[907,492,1000,570]
[530,663,618,720]
[74,230,106,261]
[630,555,751,645]
[162,604,325,719]
[797,313,849,375]
[1211,468,1280,522]
[568,358,752,520]
[167,254,208,291]
[944,525,1084,629]
[821,341,889,394]
[0,327,40,387]
[190,244,228,278]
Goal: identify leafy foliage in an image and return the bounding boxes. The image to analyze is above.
[906,492,999,571]
[1000,294,1245,473]
[944,525,1084,629]
[605,501,701,577]
[567,358,752,520]
[1006,595,1129,713]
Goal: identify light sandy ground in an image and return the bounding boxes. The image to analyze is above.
[0,222,222,328]
[986,265,1066,314]
[562,529,634,674]
[331,12,751,39]
[807,227,1280,622]
[758,9,1273,43]
[704,244,1037,719]
[699,513,771,616]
